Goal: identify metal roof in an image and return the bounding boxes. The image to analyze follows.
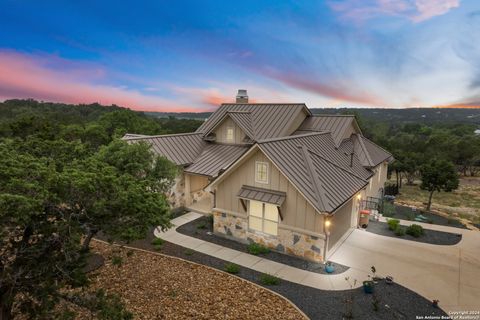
[227,111,255,139]
[338,134,392,168]
[258,133,369,213]
[237,185,286,206]
[123,133,206,166]
[196,103,310,140]
[296,115,359,146]
[184,143,249,177]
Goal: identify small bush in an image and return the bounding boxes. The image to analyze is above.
[151,238,164,251]
[394,226,405,236]
[406,224,424,238]
[111,256,123,266]
[387,219,400,231]
[382,202,395,217]
[260,273,280,285]
[224,263,240,274]
[184,249,194,256]
[247,243,270,255]
[196,221,207,229]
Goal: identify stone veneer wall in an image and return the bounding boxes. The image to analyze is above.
[168,174,186,208]
[213,211,325,262]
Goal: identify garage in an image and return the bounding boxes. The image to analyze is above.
[327,198,355,251]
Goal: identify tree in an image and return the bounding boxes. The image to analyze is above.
[61,140,176,251]
[420,160,459,211]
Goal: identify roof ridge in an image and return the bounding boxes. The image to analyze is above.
[309,114,355,117]
[122,132,202,140]
[360,134,393,157]
[353,134,374,166]
[257,131,329,144]
[221,103,307,106]
[306,147,368,182]
[299,146,330,212]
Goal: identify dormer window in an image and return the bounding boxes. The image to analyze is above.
[226,127,234,142]
[255,161,269,184]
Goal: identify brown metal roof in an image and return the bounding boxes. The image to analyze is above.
[237,185,286,206]
[296,115,359,146]
[184,143,249,177]
[196,103,310,140]
[339,134,392,168]
[123,133,206,166]
[258,133,369,213]
[227,111,255,139]
[361,136,393,166]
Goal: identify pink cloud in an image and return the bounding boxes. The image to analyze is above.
[0,50,200,112]
[329,0,459,23]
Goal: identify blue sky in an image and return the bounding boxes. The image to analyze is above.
[0,0,478,111]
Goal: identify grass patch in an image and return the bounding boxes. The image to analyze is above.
[247,243,270,255]
[151,238,164,251]
[224,263,240,274]
[394,226,405,236]
[111,255,123,266]
[260,273,280,285]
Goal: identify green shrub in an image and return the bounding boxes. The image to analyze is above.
[224,263,240,274]
[247,243,270,255]
[151,238,164,251]
[260,273,280,285]
[394,226,405,236]
[196,221,207,229]
[387,219,400,231]
[184,249,194,256]
[406,224,424,238]
[111,255,123,266]
[382,202,395,217]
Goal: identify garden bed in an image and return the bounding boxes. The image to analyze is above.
[390,204,467,229]
[97,227,448,320]
[366,220,462,245]
[176,215,348,275]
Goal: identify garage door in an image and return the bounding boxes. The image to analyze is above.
[328,199,354,251]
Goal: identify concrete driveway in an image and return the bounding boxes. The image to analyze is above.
[328,222,480,313]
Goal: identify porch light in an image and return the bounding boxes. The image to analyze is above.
[325,219,331,228]
[357,194,362,200]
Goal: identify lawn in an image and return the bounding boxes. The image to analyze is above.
[393,177,480,225]
[80,240,305,319]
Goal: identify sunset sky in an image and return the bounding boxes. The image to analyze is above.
[1,0,479,111]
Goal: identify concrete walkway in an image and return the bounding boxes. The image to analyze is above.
[329,217,480,313]
[154,212,369,291]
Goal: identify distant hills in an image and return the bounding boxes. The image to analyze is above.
[146,108,480,125]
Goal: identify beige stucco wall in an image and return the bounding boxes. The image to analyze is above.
[366,162,388,199]
[213,117,247,144]
[215,149,324,234]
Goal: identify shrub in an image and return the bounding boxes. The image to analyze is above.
[184,249,194,256]
[406,224,424,238]
[394,226,405,236]
[151,238,164,251]
[196,221,207,229]
[247,243,270,255]
[260,273,280,285]
[111,255,123,266]
[387,219,400,231]
[382,202,395,217]
[207,215,214,226]
[224,263,240,274]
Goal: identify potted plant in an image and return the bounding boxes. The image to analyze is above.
[385,275,394,285]
[363,278,375,294]
[324,261,335,273]
[432,300,439,308]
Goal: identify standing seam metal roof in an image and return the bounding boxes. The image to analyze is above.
[123,133,206,166]
[237,185,286,206]
[196,104,310,140]
[258,133,369,213]
[297,115,357,147]
[184,143,249,177]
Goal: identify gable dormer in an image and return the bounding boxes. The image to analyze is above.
[204,111,255,144]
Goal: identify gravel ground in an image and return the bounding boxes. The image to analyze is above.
[366,220,462,245]
[391,205,467,229]
[99,227,448,320]
[177,216,348,275]
[88,240,305,320]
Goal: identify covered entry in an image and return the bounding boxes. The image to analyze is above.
[185,173,212,214]
[327,198,356,251]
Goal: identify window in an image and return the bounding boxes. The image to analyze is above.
[248,200,278,235]
[255,161,269,184]
[226,127,234,142]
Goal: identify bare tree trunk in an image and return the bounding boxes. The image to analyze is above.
[0,291,13,320]
[395,169,399,188]
[81,228,98,252]
[426,190,434,212]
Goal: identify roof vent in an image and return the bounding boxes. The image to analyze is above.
[236,89,248,103]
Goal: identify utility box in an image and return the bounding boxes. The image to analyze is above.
[359,210,370,228]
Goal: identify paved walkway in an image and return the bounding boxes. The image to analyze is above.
[330,217,480,313]
[154,212,369,291]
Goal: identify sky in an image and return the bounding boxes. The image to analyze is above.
[1,0,479,112]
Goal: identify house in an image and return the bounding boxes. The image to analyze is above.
[123,90,393,261]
